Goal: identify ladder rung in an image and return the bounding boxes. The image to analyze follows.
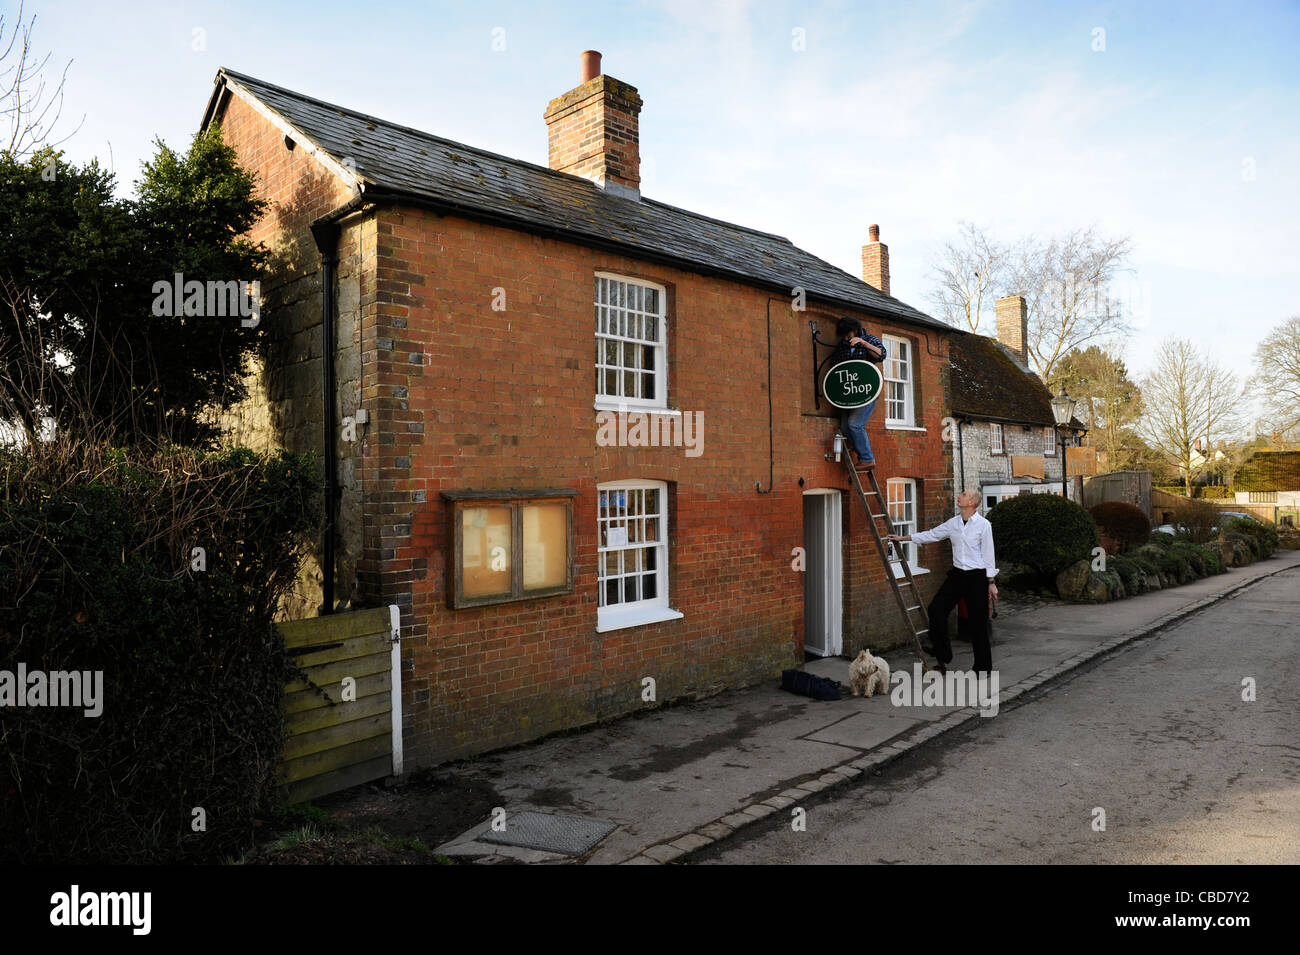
[869,513,887,520]
[914,628,929,636]
[904,605,922,612]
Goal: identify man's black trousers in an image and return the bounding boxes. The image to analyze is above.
[926,567,992,674]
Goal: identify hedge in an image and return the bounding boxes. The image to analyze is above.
[987,494,1099,577]
[1088,501,1151,553]
[0,442,322,863]
[1227,517,1278,558]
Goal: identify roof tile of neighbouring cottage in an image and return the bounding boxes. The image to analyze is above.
[1234,450,1300,491]
[202,68,952,333]
[949,333,1055,426]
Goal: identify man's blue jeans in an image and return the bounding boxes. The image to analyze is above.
[841,401,876,461]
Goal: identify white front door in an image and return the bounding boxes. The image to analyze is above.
[802,489,843,657]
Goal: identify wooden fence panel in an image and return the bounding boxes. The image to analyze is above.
[276,605,402,805]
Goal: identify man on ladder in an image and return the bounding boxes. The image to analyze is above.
[886,491,999,676]
[832,317,886,468]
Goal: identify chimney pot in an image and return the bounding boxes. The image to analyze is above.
[869,224,880,243]
[545,53,642,200]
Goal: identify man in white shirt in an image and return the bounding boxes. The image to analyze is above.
[886,490,998,675]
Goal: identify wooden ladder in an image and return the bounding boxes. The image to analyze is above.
[844,458,932,672]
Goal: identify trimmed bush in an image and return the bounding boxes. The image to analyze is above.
[1225,529,1260,560]
[1088,501,1152,554]
[1169,541,1208,577]
[1132,552,1162,578]
[1168,553,1194,583]
[1227,517,1278,558]
[987,494,1100,578]
[1148,531,1176,550]
[1185,543,1224,575]
[1108,553,1145,594]
[0,441,322,863]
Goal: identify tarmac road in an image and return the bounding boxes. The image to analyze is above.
[698,569,1300,864]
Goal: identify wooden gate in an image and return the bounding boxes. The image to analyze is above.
[277,606,402,804]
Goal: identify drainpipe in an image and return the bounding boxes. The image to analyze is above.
[956,417,967,493]
[756,298,778,494]
[308,195,368,616]
[310,218,340,616]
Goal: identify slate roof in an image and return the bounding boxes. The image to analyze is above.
[203,68,952,333]
[950,333,1055,425]
[1234,450,1300,491]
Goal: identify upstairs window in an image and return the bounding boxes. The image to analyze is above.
[595,274,667,409]
[882,335,914,426]
[990,422,1004,455]
[1044,426,1056,456]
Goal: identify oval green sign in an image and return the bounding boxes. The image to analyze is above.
[822,359,882,409]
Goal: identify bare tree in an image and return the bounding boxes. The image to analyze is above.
[925,220,1008,333]
[1,0,82,157]
[1002,226,1133,381]
[1139,338,1243,496]
[1252,314,1300,435]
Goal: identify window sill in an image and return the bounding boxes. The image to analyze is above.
[596,605,684,633]
[890,563,930,579]
[885,424,926,432]
[593,400,679,416]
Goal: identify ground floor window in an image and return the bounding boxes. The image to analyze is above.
[887,478,923,572]
[597,480,682,632]
[981,482,1062,513]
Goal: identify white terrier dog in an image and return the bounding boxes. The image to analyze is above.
[849,649,890,698]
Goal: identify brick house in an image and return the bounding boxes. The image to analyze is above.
[201,54,957,768]
[949,295,1082,512]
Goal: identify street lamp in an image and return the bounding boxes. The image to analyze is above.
[1050,386,1077,499]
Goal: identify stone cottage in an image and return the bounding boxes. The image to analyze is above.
[948,296,1083,511]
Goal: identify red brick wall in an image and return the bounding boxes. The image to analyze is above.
[215,82,955,768]
[361,206,954,767]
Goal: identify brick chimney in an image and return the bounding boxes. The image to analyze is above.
[995,295,1029,368]
[544,51,643,201]
[861,224,890,296]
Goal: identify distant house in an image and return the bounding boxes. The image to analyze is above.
[948,296,1083,512]
[1233,450,1300,520]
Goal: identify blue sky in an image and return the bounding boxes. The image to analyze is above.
[27,0,1300,388]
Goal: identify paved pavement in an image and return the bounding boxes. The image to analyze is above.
[434,549,1300,864]
[698,569,1300,864]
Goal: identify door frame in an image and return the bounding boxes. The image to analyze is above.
[802,488,843,657]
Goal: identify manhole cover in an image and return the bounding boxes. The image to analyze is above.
[479,811,618,855]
